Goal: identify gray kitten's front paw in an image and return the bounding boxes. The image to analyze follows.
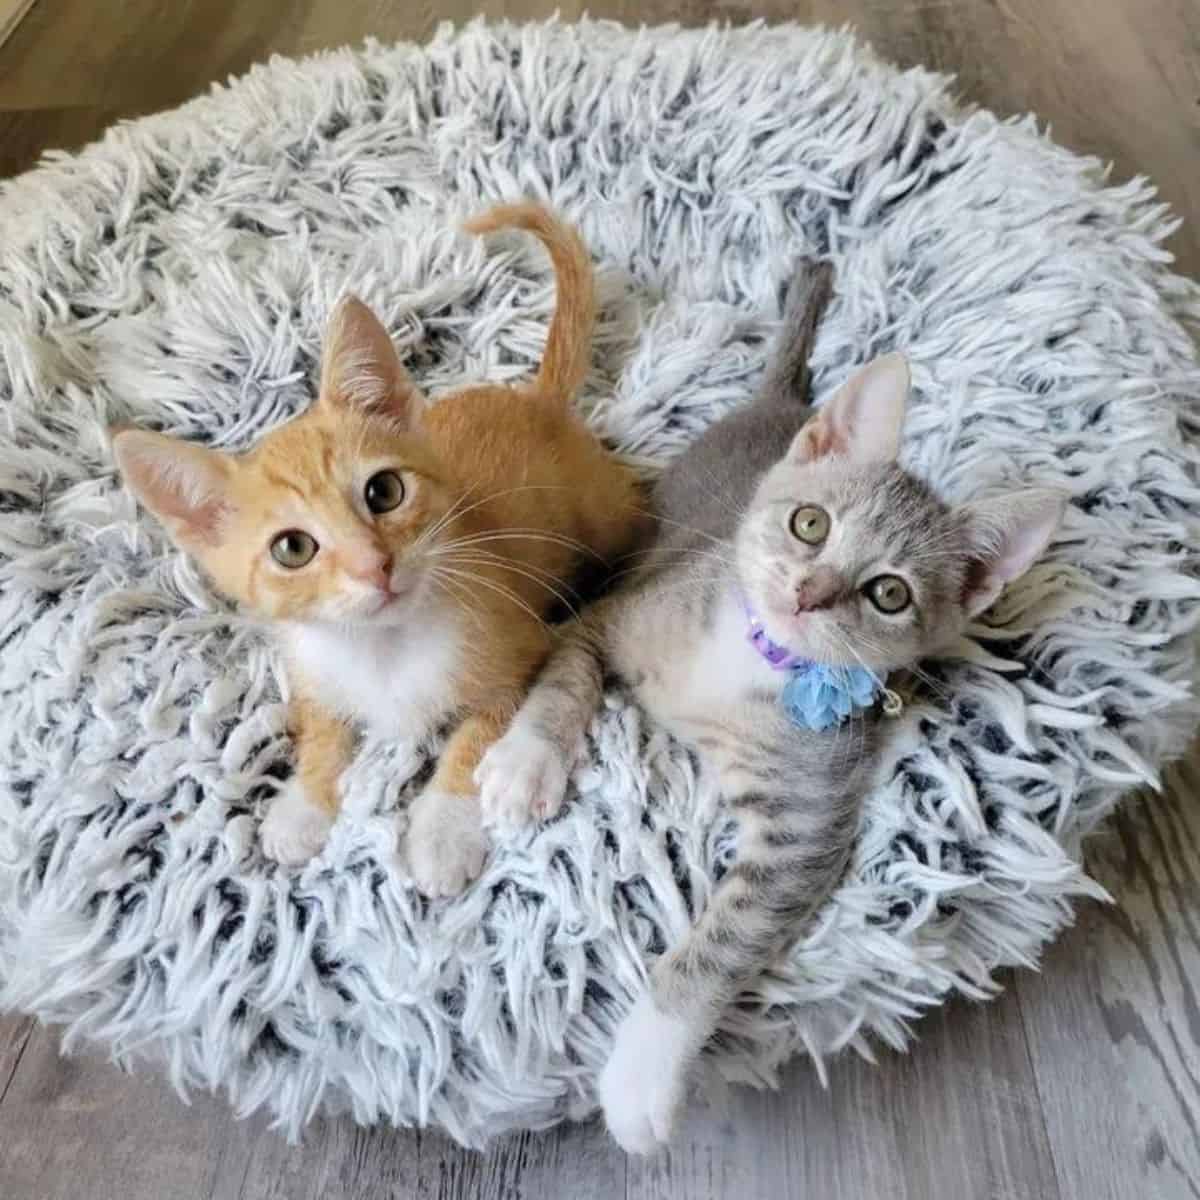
[475,727,569,832]
[404,789,488,898]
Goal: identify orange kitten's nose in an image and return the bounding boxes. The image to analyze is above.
[343,547,393,592]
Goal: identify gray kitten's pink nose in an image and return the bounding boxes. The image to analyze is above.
[794,566,841,612]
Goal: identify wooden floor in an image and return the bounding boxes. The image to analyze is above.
[1,2,1198,1198]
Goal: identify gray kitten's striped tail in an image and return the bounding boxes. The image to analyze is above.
[757,260,834,407]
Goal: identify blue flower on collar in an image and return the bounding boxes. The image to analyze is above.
[780,662,881,731]
[743,595,884,731]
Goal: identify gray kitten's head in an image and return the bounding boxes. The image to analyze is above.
[736,354,1065,671]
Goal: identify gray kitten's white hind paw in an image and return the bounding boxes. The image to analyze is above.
[259,781,335,866]
[475,727,569,832]
[598,992,697,1154]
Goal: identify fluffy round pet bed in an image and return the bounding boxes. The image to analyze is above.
[1,19,1198,1146]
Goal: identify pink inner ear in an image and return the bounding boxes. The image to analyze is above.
[960,489,1066,617]
[792,412,844,463]
[178,494,230,545]
[788,354,909,467]
[961,558,1003,617]
[114,431,233,547]
[321,296,423,427]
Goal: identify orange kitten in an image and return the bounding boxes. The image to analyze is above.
[113,203,642,895]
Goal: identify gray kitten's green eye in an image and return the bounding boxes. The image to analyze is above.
[866,574,911,614]
[364,470,405,514]
[271,530,318,569]
[789,504,830,545]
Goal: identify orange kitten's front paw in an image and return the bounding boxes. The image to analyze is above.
[476,727,569,832]
[260,781,335,866]
[404,789,488,898]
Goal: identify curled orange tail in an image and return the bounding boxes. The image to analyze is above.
[464,201,595,404]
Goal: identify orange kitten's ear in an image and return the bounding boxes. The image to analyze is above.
[320,296,423,427]
[112,428,234,549]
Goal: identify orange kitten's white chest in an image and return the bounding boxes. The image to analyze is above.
[282,617,462,738]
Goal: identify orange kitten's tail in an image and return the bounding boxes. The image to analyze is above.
[464,202,595,404]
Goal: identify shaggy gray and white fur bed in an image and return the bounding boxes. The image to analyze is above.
[0,19,1198,1146]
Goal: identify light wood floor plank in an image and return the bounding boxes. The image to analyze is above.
[1016,758,1200,1200]
[0,0,36,52]
[624,989,1059,1200]
[0,1012,36,1108]
[0,995,1063,1200]
[219,1116,628,1200]
[0,1025,257,1200]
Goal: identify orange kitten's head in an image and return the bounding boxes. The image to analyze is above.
[113,298,459,627]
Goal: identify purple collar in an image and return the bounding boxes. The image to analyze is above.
[743,598,812,671]
[740,595,898,729]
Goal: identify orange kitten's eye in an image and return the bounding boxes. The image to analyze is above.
[364,470,405,514]
[271,530,318,569]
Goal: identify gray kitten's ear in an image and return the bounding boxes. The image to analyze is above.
[112,428,234,549]
[320,296,424,426]
[961,488,1067,617]
[789,352,910,466]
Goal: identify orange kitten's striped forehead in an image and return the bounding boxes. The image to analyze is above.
[218,410,453,622]
[112,296,462,626]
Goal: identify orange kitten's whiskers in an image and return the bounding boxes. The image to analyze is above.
[435,550,582,617]
[629,506,738,549]
[414,484,578,553]
[432,526,602,560]
[411,479,484,553]
[427,572,488,637]
[430,564,554,633]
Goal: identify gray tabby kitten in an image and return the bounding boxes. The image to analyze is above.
[475,264,1065,1154]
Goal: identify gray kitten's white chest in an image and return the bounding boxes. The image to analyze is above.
[624,590,783,734]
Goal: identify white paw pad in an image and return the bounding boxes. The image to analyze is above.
[405,790,488,898]
[260,782,335,866]
[475,726,569,832]
[598,992,698,1154]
